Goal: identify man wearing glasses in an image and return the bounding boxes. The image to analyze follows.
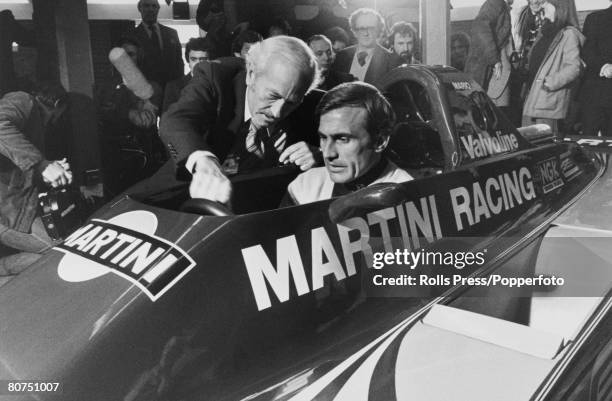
[332,8,402,85]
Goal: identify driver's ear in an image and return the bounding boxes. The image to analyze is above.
[373,133,390,153]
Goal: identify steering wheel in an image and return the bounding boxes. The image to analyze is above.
[179,198,234,216]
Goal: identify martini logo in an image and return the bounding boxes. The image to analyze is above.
[55,211,195,301]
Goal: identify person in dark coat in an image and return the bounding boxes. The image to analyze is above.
[133,0,184,88]
[162,37,216,113]
[580,3,612,136]
[464,0,512,89]
[0,83,71,274]
[159,36,322,203]
[331,8,403,86]
[307,34,355,91]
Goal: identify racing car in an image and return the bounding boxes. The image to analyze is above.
[0,65,611,401]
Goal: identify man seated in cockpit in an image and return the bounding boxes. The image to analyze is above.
[284,82,413,206]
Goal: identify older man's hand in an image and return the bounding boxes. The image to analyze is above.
[186,151,232,204]
[279,141,320,171]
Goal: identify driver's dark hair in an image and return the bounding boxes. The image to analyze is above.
[316,81,395,140]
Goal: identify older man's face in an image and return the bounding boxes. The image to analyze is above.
[138,0,160,25]
[319,107,383,183]
[353,13,381,49]
[246,56,310,130]
[393,33,414,60]
[309,39,334,74]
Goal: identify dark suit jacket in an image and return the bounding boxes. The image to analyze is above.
[160,61,322,175]
[133,23,184,88]
[162,74,191,113]
[463,0,511,87]
[331,44,403,86]
[581,6,612,104]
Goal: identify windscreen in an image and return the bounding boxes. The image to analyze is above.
[440,72,532,163]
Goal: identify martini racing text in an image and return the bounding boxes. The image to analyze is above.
[242,166,538,311]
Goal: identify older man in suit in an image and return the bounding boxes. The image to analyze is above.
[580,2,612,136]
[134,0,184,88]
[331,8,402,86]
[160,36,322,204]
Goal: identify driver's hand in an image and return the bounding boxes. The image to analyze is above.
[186,151,232,204]
[278,141,319,171]
[42,159,73,188]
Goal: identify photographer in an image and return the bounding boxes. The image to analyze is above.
[0,82,71,274]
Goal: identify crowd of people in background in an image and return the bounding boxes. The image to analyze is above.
[466,0,610,137]
[93,1,424,196]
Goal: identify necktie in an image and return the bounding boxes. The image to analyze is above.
[148,24,161,51]
[244,121,264,158]
[357,51,368,67]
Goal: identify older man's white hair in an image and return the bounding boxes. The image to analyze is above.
[246,35,321,93]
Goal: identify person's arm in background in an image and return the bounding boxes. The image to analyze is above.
[0,94,71,187]
[128,81,163,128]
[543,30,582,91]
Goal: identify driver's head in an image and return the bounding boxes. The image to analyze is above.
[245,36,320,130]
[317,82,395,184]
